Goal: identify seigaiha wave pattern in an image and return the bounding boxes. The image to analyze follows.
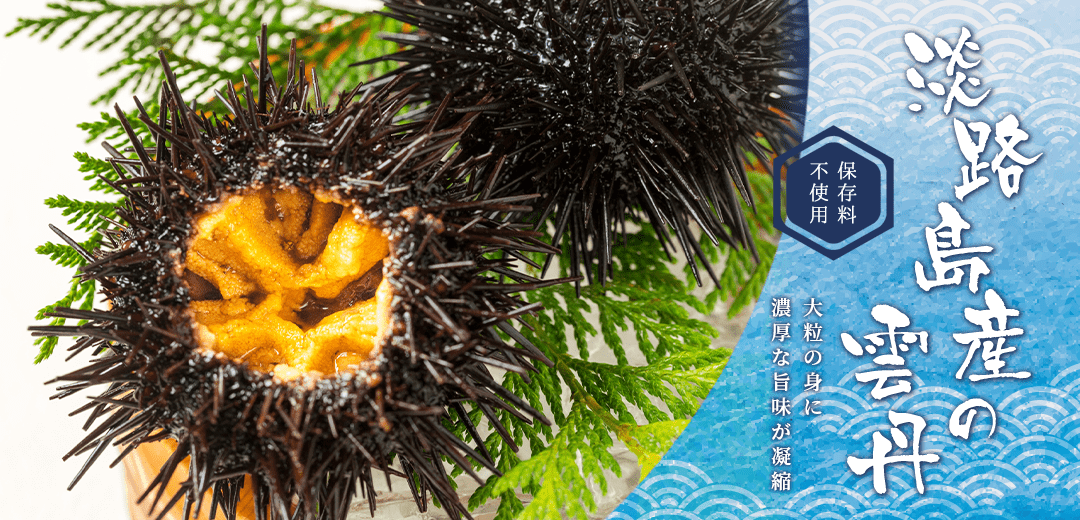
[806,0,1080,174]
[613,363,1080,519]
[609,0,1080,518]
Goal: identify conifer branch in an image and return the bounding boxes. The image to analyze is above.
[18,1,783,516]
[10,0,402,107]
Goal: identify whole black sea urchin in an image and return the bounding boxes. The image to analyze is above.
[366,0,806,285]
[32,33,571,520]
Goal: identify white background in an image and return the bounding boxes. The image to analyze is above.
[0,2,132,519]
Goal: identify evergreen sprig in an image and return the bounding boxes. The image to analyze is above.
[472,401,618,520]
[461,168,776,519]
[32,237,100,363]
[8,0,401,108]
[697,168,781,317]
[44,195,118,232]
[29,107,148,363]
[17,1,781,517]
[464,224,738,519]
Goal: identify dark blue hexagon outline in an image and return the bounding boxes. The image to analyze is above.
[773,126,894,260]
[785,142,887,246]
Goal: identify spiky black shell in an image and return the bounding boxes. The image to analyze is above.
[368,0,805,284]
[33,35,568,520]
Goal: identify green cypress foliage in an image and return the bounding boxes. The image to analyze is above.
[14,1,778,517]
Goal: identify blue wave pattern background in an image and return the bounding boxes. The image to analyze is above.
[611,0,1080,518]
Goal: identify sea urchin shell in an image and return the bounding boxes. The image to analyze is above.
[33,32,571,520]
[366,0,806,285]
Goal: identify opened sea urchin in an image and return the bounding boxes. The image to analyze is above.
[367,0,805,284]
[33,34,570,520]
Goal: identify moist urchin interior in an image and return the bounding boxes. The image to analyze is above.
[368,0,805,285]
[185,185,393,380]
[35,38,566,520]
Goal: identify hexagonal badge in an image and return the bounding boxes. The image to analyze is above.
[773,126,894,260]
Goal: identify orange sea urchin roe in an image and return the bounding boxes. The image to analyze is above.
[184,186,392,379]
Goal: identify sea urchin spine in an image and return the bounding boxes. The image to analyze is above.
[365,0,807,286]
[33,30,573,520]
